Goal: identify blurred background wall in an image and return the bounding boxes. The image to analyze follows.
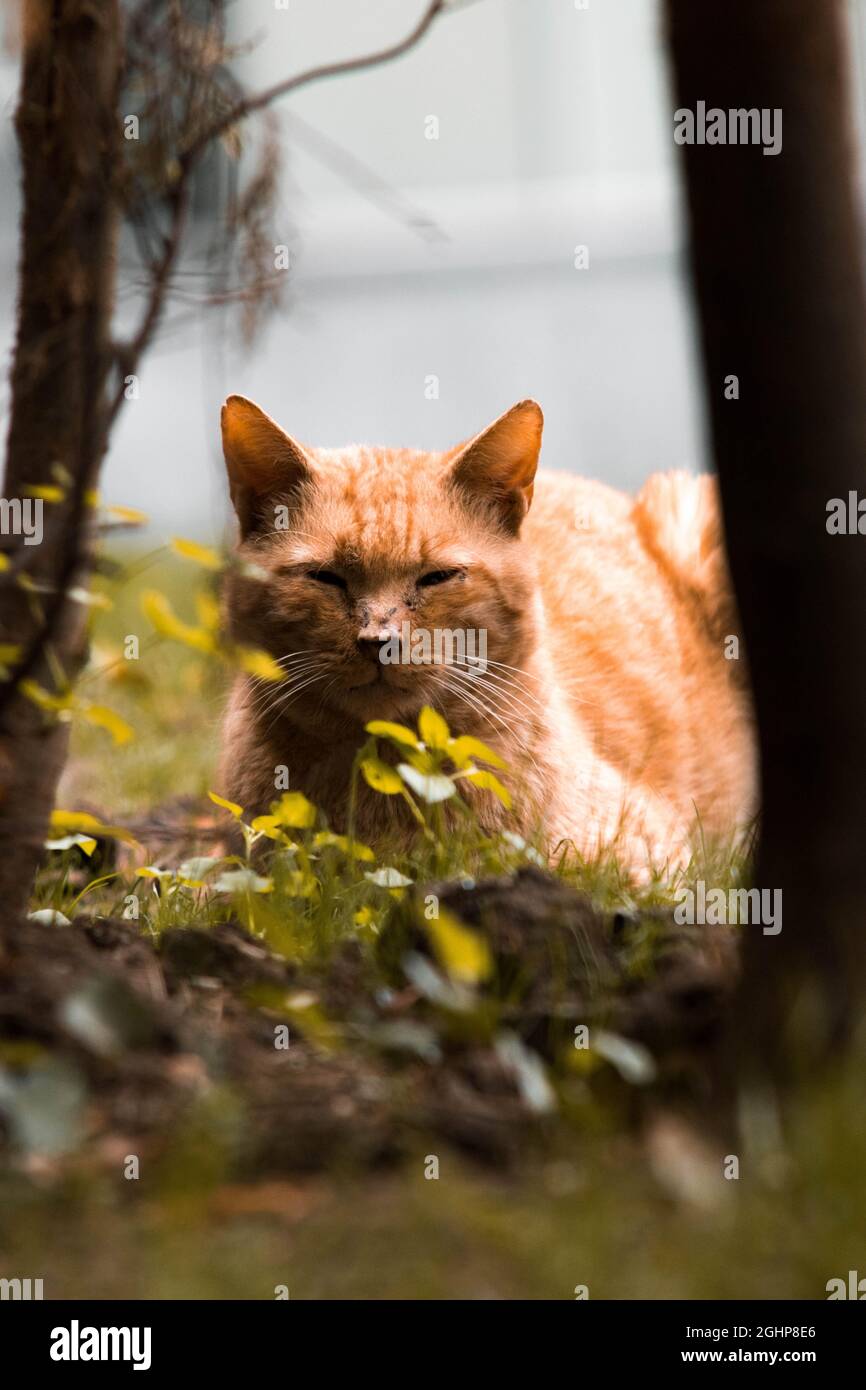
[1,0,866,534]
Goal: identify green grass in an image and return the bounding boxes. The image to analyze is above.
[58,547,225,817]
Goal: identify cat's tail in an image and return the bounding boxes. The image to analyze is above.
[632,471,741,652]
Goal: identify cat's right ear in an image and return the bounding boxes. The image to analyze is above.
[447,399,543,534]
[221,395,313,537]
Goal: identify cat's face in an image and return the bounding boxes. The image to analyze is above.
[221,397,543,728]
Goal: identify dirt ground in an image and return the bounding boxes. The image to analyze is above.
[0,867,737,1176]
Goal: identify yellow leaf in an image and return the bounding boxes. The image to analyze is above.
[49,809,139,846]
[418,705,450,750]
[235,646,284,681]
[426,908,492,986]
[365,719,419,748]
[208,790,243,818]
[361,757,404,795]
[250,814,284,840]
[0,555,9,572]
[195,589,221,631]
[269,790,317,828]
[283,869,319,899]
[0,644,22,664]
[401,747,438,774]
[170,536,223,570]
[105,503,149,525]
[45,833,98,856]
[464,767,512,808]
[25,484,64,503]
[82,704,134,745]
[19,679,72,714]
[448,734,507,770]
[312,831,375,861]
[141,590,216,654]
[50,809,102,835]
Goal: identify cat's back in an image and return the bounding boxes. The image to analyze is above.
[524,471,634,567]
[524,470,663,624]
[523,469,753,832]
[524,468,731,634]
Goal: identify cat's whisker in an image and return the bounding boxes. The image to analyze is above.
[268,664,330,704]
[277,670,332,711]
[250,659,329,711]
[455,658,594,716]
[437,674,503,743]
[442,668,523,739]
[247,665,325,716]
[449,663,548,725]
[474,664,560,708]
[314,675,343,715]
[244,653,326,711]
[439,653,543,694]
[480,658,594,709]
[272,653,323,669]
[410,652,533,691]
[450,662,547,710]
[444,669,544,776]
[469,658,544,678]
[260,668,332,736]
[444,679,542,781]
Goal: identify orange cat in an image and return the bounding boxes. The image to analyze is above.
[218,396,755,870]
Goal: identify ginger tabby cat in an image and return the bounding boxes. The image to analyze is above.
[218,396,755,871]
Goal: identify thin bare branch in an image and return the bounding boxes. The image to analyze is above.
[181,0,447,169]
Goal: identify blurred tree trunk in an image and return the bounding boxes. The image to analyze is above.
[666,0,866,1078]
[0,0,120,921]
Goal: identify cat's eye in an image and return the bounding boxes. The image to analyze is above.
[417,568,462,588]
[308,569,347,589]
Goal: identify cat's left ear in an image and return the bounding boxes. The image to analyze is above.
[221,395,314,538]
[448,400,543,533]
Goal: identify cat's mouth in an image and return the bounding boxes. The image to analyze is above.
[345,666,413,695]
[335,662,428,717]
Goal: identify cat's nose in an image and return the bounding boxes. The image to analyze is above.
[356,622,398,662]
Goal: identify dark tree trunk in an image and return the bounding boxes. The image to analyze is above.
[666,0,866,1077]
[0,0,120,921]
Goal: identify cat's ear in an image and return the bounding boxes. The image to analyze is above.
[221,395,314,537]
[448,400,543,533]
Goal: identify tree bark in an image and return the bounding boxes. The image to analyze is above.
[666,0,866,1077]
[0,0,120,922]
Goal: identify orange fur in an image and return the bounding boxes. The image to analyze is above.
[218,397,755,870]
